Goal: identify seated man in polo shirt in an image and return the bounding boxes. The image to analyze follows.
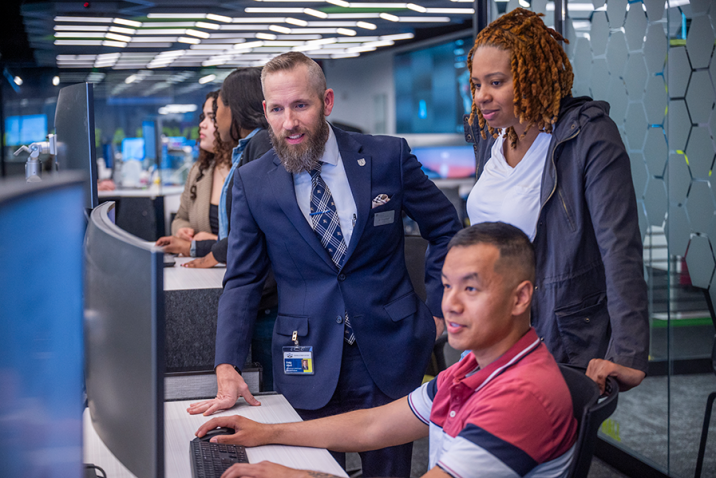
[195,222,578,478]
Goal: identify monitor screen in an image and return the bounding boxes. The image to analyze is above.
[412,145,476,179]
[122,137,145,161]
[84,201,165,478]
[0,173,87,478]
[142,120,157,161]
[55,82,98,209]
[4,114,49,146]
[395,36,473,134]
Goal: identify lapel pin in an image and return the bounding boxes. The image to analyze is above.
[357,158,366,166]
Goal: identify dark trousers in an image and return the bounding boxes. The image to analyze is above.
[252,307,278,391]
[295,342,413,478]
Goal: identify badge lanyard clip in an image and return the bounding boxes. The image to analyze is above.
[292,330,299,346]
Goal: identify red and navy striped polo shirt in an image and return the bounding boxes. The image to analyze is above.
[408,328,578,478]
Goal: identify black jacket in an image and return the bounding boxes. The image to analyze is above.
[464,97,649,373]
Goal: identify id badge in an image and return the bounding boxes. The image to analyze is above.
[283,346,314,375]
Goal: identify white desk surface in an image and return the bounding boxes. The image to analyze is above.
[99,185,185,199]
[84,394,348,478]
[164,257,226,291]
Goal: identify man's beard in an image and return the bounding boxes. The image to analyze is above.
[269,111,330,174]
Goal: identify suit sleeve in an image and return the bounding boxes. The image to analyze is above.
[399,139,462,317]
[215,167,270,370]
[582,116,649,373]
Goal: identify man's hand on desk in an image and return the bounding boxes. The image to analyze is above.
[220,462,341,478]
[176,227,195,242]
[183,252,220,268]
[187,364,261,416]
[156,235,191,256]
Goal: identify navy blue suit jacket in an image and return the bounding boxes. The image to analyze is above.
[216,126,461,410]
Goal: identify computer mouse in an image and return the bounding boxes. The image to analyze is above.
[199,426,235,441]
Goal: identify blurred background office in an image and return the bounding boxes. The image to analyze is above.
[1,0,716,477]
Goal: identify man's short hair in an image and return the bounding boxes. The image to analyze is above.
[261,52,327,98]
[448,222,535,285]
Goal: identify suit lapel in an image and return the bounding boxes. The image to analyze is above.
[333,127,372,265]
[267,152,336,270]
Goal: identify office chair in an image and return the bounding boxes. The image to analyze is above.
[694,289,716,478]
[559,365,619,478]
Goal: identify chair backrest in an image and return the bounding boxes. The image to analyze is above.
[559,365,619,478]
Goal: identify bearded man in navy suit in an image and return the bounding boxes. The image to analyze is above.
[188,52,462,477]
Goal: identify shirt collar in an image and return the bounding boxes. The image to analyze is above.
[455,328,542,392]
[319,124,340,167]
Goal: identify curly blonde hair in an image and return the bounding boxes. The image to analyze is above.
[467,8,574,148]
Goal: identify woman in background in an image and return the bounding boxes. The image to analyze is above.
[184,67,277,391]
[463,8,648,393]
[156,90,228,257]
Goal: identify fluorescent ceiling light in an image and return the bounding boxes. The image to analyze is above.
[331,53,360,59]
[256,32,278,40]
[407,3,427,12]
[109,26,135,34]
[347,45,377,53]
[103,40,128,47]
[269,25,292,33]
[54,40,103,45]
[113,18,142,27]
[55,32,106,38]
[326,0,350,6]
[246,7,304,12]
[304,8,329,18]
[546,2,594,10]
[327,13,381,18]
[140,29,189,35]
[381,32,414,40]
[148,13,206,19]
[54,16,113,22]
[54,25,108,31]
[350,3,407,7]
[125,74,138,83]
[105,32,131,42]
[220,25,272,30]
[336,28,356,36]
[286,17,309,27]
[13,76,23,86]
[130,37,179,42]
[379,13,400,22]
[397,16,450,22]
[195,21,220,30]
[186,29,211,39]
[235,41,265,49]
[142,22,195,27]
[425,8,475,13]
[52,76,60,86]
[178,37,202,44]
[207,14,232,23]
[199,74,216,84]
[233,17,286,23]
[356,21,376,29]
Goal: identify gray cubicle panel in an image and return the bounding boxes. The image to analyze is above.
[84,201,165,478]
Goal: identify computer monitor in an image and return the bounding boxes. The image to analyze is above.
[84,201,165,478]
[0,173,87,477]
[121,137,145,161]
[412,145,476,179]
[55,82,99,210]
[4,114,49,146]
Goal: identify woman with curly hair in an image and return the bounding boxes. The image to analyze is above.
[156,90,230,257]
[464,8,648,392]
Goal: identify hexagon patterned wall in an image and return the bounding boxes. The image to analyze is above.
[567,0,716,279]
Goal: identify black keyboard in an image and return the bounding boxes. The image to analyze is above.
[190,437,249,478]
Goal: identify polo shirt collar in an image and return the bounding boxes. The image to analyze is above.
[455,328,542,393]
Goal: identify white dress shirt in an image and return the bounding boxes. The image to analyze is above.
[294,126,357,248]
[466,132,550,240]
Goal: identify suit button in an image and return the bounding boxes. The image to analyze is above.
[336,316,343,324]
[338,273,346,281]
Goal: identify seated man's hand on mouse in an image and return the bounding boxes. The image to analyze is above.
[196,416,271,448]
